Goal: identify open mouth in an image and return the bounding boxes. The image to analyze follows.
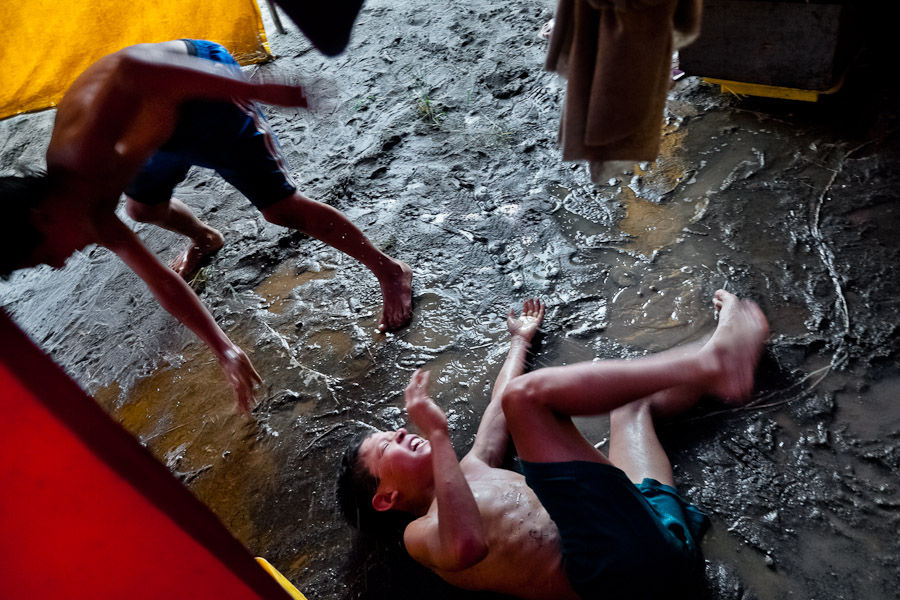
[409,436,427,451]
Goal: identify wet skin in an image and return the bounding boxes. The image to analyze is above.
[360,427,434,502]
[25,41,314,411]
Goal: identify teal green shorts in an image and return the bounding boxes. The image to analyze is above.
[521,460,708,599]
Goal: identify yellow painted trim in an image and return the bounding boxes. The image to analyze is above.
[232,0,273,65]
[703,78,844,103]
[0,0,272,120]
[255,557,308,600]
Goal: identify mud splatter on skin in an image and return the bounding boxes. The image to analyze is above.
[2,1,899,598]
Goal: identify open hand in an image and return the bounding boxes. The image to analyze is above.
[404,369,448,437]
[507,298,545,342]
[253,80,309,108]
[219,345,262,414]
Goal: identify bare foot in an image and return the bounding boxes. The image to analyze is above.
[539,18,555,40]
[378,260,413,332]
[172,229,224,280]
[701,290,769,405]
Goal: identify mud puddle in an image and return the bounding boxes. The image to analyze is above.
[2,0,899,598]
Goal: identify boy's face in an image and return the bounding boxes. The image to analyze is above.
[360,428,433,504]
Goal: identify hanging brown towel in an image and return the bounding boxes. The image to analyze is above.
[546,0,702,182]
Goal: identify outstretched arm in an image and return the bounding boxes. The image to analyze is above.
[54,42,308,176]
[466,299,545,467]
[402,370,488,572]
[113,43,309,108]
[95,213,261,412]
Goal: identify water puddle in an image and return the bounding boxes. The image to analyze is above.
[303,328,374,381]
[93,345,278,546]
[548,119,706,270]
[254,261,335,314]
[603,264,711,350]
[400,293,461,350]
[615,187,706,259]
[836,371,900,440]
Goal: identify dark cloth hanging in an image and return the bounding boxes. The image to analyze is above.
[274,0,366,56]
[545,0,702,182]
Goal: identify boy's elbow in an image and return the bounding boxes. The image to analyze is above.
[111,49,146,88]
[450,537,489,571]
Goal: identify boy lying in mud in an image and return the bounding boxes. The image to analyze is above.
[338,291,769,598]
[0,40,412,411]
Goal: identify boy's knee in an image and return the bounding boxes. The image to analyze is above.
[260,193,307,229]
[502,377,543,419]
[125,198,165,223]
[610,398,651,424]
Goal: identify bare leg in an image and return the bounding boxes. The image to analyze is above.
[609,290,769,483]
[608,384,707,487]
[609,400,675,485]
[609,357,737,486]
[261,192,413,331]
[503,346,710,466]
[125,196,224,279]
[503,290,769,465]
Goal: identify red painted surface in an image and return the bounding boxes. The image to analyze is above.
[0,311,289,600]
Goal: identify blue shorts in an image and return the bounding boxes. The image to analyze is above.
[125,39,296,209]
[521,460,708,600]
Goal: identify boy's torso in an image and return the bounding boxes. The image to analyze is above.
[423,459,581,600]
[48,51,180,196]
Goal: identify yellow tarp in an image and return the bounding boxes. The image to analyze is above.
[0,0,271,120]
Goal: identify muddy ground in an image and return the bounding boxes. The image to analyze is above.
[2,1,899,599]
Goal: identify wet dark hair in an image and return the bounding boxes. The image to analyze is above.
[0,173,52,278]
[337,430,381,528]
[336,429,413,536]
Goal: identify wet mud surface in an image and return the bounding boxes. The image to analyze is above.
[2,1,899,599]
